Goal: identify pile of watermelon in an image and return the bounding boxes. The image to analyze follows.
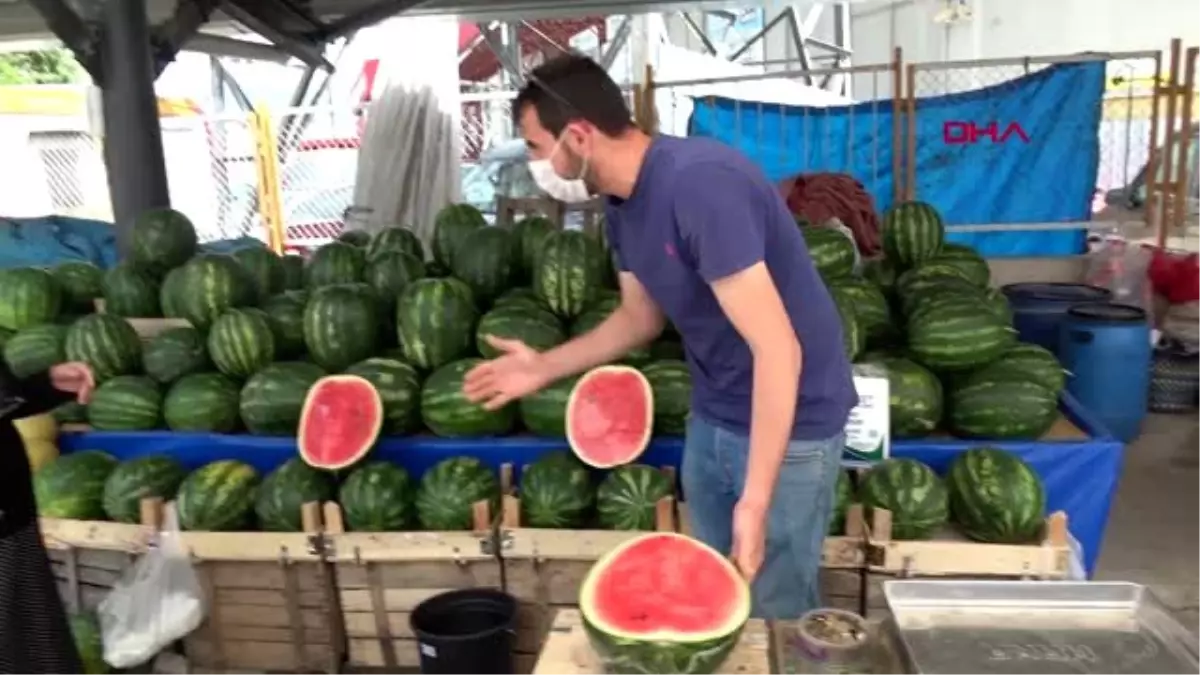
[805,201,1068,441]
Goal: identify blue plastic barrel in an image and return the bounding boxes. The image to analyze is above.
[1002,283,1113,354]
[1060,303,1152,442]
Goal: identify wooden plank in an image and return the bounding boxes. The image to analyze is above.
[329,530,496,564]
[185,639,335,673]
[533,609,771,674]
[40,518,152,553]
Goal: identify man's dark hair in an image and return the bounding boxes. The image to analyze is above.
[513,54,635,137]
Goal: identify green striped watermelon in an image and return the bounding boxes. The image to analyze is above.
[101,262,161,317]
[494,286,548,313]
[177,459,260,531]
[828,278,895,347]
[177,254,255,331]
[256,457,336,531]
[344,357,423,434]
[233,247,286,304]
[801,226,857,279]
[207,308,276,378]
[158,265,187,319]
[451,227,519,306]
[3,323,66,379]
[52,261,103,313]
[305,241,366,288]
[896,261,976,299]
[983,286,1013,323]
[828,469,855,535]
[431,203,487,268]
[641,360,691,436]
[366,227,424,262]
[596,464,673,531]
[69,611,109,674]
[906,298,1015,371]
[396,277,479,371]
[519,374,580,437]
[101,455,187,523]
[512,216,558,280]
[53,401,88,424]
[280,254,306,290]
[947,447,1046,543]
[34,450,117,520]
[64,313,142,382]
[421,359,517,437]
[302,284,380,371]
[366,250,426,303]
[88,375,162,430]
[129,208,198,277]
[338,229,371,246]
[948,380,1057,439]
[874,355,943,437]
[340,461,416,531]
[476,305,565,358]
[881,201,945,269]
[569,300,652,366]
[858,458,948,540]
[862,257,899,295]
[962,342,1066,395]
[831,292,864,361]
[261,291,308,359]
[415,456,499,530]
[142,326,209,384]
[163,372,242,432]
[520,450,594,528]
[0,267,62,331]
[533,230,606,319]
[239,361,326,435]
[930,242,990,286]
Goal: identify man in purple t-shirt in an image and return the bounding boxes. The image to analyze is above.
[464,54,857,619]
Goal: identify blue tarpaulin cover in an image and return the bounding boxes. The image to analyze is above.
[688,62,1106,257]
[61,393,1121,575]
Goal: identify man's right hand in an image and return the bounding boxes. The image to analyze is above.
[462,335,551,410]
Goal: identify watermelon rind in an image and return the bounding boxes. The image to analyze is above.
[298,375,383,470]
[567,365,655,469]
[578,532,750,674]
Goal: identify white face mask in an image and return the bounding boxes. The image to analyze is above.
[528,136,592,203]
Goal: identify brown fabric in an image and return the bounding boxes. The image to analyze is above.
[779,172,882,257]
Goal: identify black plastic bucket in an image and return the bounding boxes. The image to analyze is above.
[410,588,517,674]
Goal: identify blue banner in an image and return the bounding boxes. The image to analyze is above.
[688,62,1106,257]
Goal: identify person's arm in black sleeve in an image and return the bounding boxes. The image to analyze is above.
[0,362,76,419]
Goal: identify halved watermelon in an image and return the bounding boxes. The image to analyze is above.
[566,365,654,468]
[298,375,382,470]
[580,532,750,674]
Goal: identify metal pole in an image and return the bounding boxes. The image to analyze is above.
[99,0,169,257]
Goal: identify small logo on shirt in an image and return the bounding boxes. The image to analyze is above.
[664,242,677,257]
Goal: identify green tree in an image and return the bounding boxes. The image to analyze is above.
[0,47,84,85]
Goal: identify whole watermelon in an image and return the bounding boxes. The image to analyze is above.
[261,290,308,359]
[142,326,209,384]
[88,375,162,431]
[234,246,286,303]
[415,456,499,530]
[947,447,1046,543]
[101,262,161,317]
[881,201,945,269]
[176,460,260,531]
[256,457,335,531]
[280,254,305,290]
[831,292,864,361]
[340,461,416,531]
[305,241,366,288]
[129,207,198,277]
[512,215,558,279]
[239,361,326,435]
[948,379,1057,440]
[519,374,580,437]
[906,296,1015,371]
[177,254,256,330]
[641,360,691,436]
[569,294,652,365]
[533,230,606,319]
[366,250,426,304]
[338,229,371,247]
[873,355,943,438]
[596,464,672,531]
[828,278,895,348]
[493,286,548,313]
[858,458,948,540]
[52,261,104,313]
[930,242,990,286]
[396,277,479,371]
[366,226,424,262]
[0,267,63,331]
[801,226,857,279]
[431,203,487,268]
[163,372,242,432]
[64,313,142,382]
[69,612,110,674]
[421,359,517,437]
[102,455,187,523]
[207,308,276,378]
[4,323,66,379]
[158,265,187,319]
[476,305,565,358]
[303,284,380,372]
[344,357,423,434]
[451,226,519,306]
[520,451,594,528]
[961,342,1066,395]
[34,450,118,520]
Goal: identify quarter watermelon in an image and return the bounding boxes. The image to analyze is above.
[340,461,416,531]
[641,360,691,436]
[931,242,990,286]
[366,250,426,303]
[163,372,242,432]
[239,361,326,435]
[3,323,66,379]
[176,459,260,531]
[857,458,948,540]
[256,457,336,531]
[303,283,380,371]
[33,450,117,520]
[396,277,479,371]
[962,342,1066,395]
[69,612,109,674]
[261,291,308,359]
[0,267,62,331]
[414,456,499,530]
[64,313,142,382]
[142,326,209,384]
[828,469,855,535]
[299,375,383,470]
[431,203,487,268]
[946,447,1046,544]
[176,254,255,330]
[512,215,558,279]
[129,208,198,276]
[451,226,519,306]
[873,355,943,438]
[88,375,162,431]
[207,308,276,378]
[567,366,654,468]
[233,246,286,303]
[827,278,895,347]
[344,357,423,434]
[305,241,366,288]
[421,359,518,437]
[801,226,857,279]
[948,379,1057,439]
[579,532,749,675]
[906,298,1015,371]
[881,201,945,269]
[520,450,594,528]
[280,254,306,290]
[52,261,104,313]
[533,230,606,319]
[365,226,424,262]
[520,374,580,437]
[476,305,565,358]
[596,464,673,531]
[101,262,161,317]
[101,455,187,523]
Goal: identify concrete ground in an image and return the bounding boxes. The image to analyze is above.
[1094,412,1200,638]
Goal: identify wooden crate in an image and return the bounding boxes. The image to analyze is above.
[323,500,502,671]
[173,501,344,674]
[533,608,771,674]
[41,514,153,613]
[499,464,679,673]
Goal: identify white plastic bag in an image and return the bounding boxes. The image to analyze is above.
[97,507,205,669]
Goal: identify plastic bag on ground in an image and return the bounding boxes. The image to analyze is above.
[97,507,205,669]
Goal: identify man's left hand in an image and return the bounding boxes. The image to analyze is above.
[731,498,769,582]
[49,362,95,404]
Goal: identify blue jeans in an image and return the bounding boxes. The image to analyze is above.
[681,415,843,620]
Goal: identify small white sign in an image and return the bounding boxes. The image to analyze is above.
[843,368,890,466]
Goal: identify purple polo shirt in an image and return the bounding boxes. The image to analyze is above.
[605,135,857,440]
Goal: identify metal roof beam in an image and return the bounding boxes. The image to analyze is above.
[150,0,220,75]
[221,0,332,70]
[184,32,290,62]
[314,0,430,41]
[599,16,632,70]
[25,0,100,79]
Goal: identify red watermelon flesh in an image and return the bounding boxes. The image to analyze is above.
[582,533,750,637]
[565,366,653,468]
[298,375,382,470]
